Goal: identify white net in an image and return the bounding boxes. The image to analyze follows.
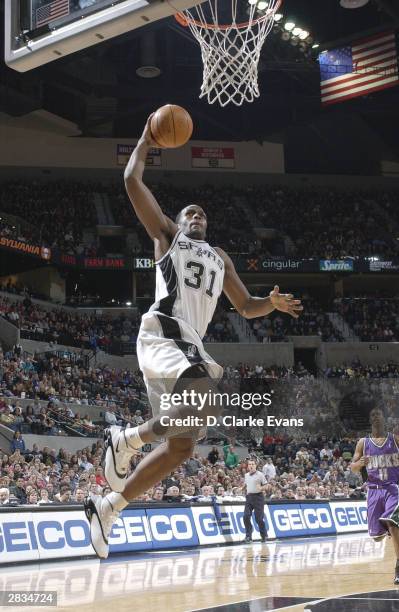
[176,0,282,106]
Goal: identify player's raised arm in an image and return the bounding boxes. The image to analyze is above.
[124,115,177,241]
[215,248,303,319]
[350,439,368,473]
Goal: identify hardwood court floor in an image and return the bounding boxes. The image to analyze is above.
[2,533,398,612]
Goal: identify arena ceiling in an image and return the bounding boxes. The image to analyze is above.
[1,0,399,173]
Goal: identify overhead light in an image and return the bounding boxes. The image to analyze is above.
[292,27,302,36]
[284,21,295,31]
[126,301,132,306]
[274,12,283,21]
[312,43,320,49]
[340,0,369,8]
[299,30,309,40]
[136,66,161,78]
[257,0,268,9]
[248,0,257,5]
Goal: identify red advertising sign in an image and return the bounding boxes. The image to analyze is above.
[83,257,126,269]
[191,147,235,169]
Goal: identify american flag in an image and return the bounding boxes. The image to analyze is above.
[319,31,399,106]
[36,0,70,27]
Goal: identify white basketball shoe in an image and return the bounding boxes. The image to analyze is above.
[103,425,138,493]
[84,494,120,559]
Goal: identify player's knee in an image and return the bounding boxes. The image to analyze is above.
[183,374,225,419]
[167,437,194,461]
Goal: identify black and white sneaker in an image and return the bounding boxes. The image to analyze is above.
[104,426,137,492]
[84,494,120,559]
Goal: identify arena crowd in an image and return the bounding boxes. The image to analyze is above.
[0,433,364,507]
[2,180,399,260]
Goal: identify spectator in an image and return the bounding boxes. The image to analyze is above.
[152,487,164,502]
[73,487,86,503]
[224,445,239,470]
[38,489,53,504]
[10,431,25,454]
[54,486,72,504]
[185,453,202,476]
[207,447,220,465]
[320,444,333,461]
[27,490,39,505]
[164,486,181,502]
[262,458,277,481]
[199,485,215,500]
[95,467,107,487]
[0,487,10,505]
[11,477,27,504]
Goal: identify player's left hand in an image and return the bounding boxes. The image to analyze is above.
[269,285,303,318]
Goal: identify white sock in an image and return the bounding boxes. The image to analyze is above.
[106,491,129,512]
[121,426,144,451]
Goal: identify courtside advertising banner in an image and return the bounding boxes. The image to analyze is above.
[0,510,92,563]
[0,501,367,565]
[268,504,336,538]
[329,501,368,534]
[191,504,275,545]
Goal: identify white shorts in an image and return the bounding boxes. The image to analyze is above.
[137,312,223,439]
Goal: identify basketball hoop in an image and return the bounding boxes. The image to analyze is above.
[174,0,283,106]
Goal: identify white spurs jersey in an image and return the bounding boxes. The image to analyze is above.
[149,230,225,339]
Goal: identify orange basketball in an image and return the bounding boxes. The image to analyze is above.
[150,104,193,148]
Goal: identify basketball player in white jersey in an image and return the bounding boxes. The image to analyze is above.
[85,115,303,558]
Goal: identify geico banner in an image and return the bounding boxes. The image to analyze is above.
[109,509,153,552]
[329,501,368,533]
[146,508,198,549]
[0,511,93,563]
[269,504,336,538]
[0,502,369,564]
[109,508,199,552]
[192,504,275,545]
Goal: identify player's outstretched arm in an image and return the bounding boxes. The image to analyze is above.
[350,439,368,472]
[124,115,177,241]
[216,248,303,319]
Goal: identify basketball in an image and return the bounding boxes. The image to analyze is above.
[150,104,193,148]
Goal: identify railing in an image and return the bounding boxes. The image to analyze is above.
[34,348,90,369]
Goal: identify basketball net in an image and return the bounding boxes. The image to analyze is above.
[175,0,283,107]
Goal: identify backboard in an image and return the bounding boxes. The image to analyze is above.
[5,0,201,72]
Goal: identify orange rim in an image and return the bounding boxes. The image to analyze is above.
[174,0,283,31]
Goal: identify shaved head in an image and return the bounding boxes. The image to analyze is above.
[175,205,207,240]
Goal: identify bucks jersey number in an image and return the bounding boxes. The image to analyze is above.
[184,260,217,298]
